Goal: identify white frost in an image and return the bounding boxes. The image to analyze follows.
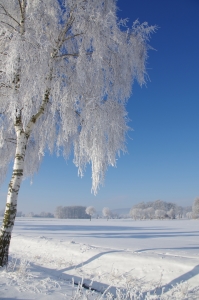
[0,0,156,194]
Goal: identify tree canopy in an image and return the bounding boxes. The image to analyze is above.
[0,0,156,194]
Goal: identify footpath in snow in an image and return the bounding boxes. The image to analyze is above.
[0,218,199,299]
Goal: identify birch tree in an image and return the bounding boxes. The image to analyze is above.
[0,0,156,266]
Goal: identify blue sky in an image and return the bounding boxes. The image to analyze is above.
[0,0,199,213]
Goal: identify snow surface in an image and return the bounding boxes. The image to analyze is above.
[0,218,199,299]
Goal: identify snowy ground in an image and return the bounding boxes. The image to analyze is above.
[0,218,199,299]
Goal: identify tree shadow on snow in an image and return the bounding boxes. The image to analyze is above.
[18,224,174,231]
[28,250,124,295]
[135,246,199,252]
[27,261,199,299]
[59,249,123,272]
[143,264,199,298]
[70,231,199,239]
[16,223,199,240]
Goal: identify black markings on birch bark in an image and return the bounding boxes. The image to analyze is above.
[0,203,17,266]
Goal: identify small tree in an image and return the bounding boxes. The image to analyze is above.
[192,197,199,219]
[175,206,183,219]
[102,207,111,220]
[155,209,166,220]
[130,208,142,220]
[0,0,156,266]
[186,212,192,219]
[85,206,96,221]
[167,208,175,219]
[146,207,155,219]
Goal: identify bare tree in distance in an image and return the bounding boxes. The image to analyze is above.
[85,206,96,221]
[102,207,111,220]
[0,0,156,266]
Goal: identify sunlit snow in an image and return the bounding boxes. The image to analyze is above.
[0,218,199,299]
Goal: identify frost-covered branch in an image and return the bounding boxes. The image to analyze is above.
[55,51,93,59]
[0,0,157,266]
[0,21,17,32]
[0,0,156,193]
[0,4,20,27]
[63,32,84,42]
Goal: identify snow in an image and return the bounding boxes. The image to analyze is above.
[0,218,199,299]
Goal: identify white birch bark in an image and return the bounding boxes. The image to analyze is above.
[0,87,52,265]
[0,82,52,266]
[0,115,27,266]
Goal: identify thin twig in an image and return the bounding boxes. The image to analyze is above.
[57,14,75,49]
[55,51,93,59]
[0,21,18,32]
[18,0,23,15]
[0,4,20,26]
[75,110,81,117]
[0,83,12,89]
[63,32,84,42]
[5,139,17,145]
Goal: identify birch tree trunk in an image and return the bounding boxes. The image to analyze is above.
[0,116,27,266]
[0,84,51,266]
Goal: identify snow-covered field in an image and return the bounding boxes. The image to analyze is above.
[0,218,199,299]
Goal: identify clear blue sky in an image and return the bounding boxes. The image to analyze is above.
[0,0,199,213]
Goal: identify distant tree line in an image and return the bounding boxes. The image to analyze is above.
[0,210,54,218]
[55,206,90,219]
[0,198,198,220]
[26,212,54,218]
[129,200,193,220]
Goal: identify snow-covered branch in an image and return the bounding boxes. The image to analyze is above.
[0,0,156,193]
